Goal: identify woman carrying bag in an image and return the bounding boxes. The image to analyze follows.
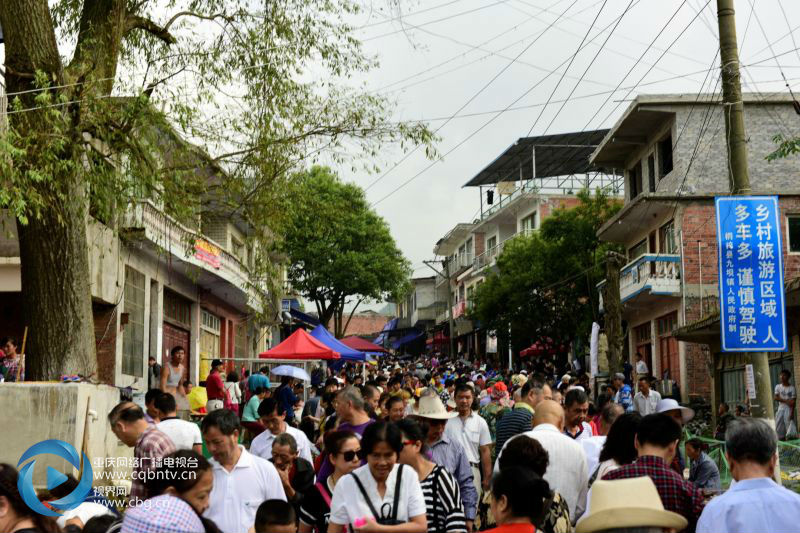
[327,421,427,533]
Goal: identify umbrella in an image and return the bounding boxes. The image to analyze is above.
[271,365,311,381]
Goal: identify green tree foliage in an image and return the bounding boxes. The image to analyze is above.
[471,189,622,357]
[0,0,434,378]
[767,133,800,161]
[281,166,410,337]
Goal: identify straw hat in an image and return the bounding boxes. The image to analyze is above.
[656,398,695,424]
[414,394,457,420]
[575,478,688,533]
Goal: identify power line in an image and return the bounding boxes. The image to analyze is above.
[354,0,464,30]
[363,0,584,193]
[745,0,798,102]
[526,0,613,136]
[541,0,638,136]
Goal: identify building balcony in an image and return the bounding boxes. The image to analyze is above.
[124,200,265,311]
[598,253,681,311]
[480,181,538,222]
[452,300,467,319]
[473,240,507,271]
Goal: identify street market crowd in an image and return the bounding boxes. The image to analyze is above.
[1,352,799,533]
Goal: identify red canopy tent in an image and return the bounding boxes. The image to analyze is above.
[340,336,390,354]
[259,328,340,360]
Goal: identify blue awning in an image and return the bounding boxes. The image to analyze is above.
[310,325,366,362]
[290,308,320,327]
[391,330,425,350]
[373,317,398,346]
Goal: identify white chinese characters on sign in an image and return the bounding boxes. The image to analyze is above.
[716,196,787,352]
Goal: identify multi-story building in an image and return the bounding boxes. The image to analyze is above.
[0,124,273,387]
[430,131,622,357]
[593,93,800,409]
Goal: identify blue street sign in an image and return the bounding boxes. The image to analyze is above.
[716,196,787,351]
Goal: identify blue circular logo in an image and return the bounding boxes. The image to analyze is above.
[17,439,93,516]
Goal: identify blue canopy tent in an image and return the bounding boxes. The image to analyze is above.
[310,325,366,362]
[391,329,425,350]
[373,318,398,346]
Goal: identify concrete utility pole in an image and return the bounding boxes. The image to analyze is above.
[716,0,775,424]
[424,259,457,359]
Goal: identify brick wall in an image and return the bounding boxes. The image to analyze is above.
[539,196,582,221]
[93,302,117,384]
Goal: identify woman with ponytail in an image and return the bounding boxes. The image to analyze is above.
[0,464,62,533]
[496,436,571,533]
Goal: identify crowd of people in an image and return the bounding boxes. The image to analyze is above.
[2,352,800,533]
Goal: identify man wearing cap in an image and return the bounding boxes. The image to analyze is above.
[206,359,226,412]
[657,398,694,475]
[612,372,633,413]
[415,390,479,532]
[697,417,800,533]
[575,477,688,533]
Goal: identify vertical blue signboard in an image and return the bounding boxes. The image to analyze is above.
[716,196,787,351]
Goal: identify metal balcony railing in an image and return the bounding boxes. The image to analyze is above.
[597,253,681,310]
[481,181,538,221]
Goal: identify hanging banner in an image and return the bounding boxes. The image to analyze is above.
[486,330,498,353]
[590,322,600,378]
[745,363,757,400]
[715,196,787,351]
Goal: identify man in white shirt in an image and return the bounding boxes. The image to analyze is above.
[563,388,593,442]
[774,369,796,440]
[154,392,202,453]
[697,417,800,533]
[250,397,313,463]
[581,403,623,479]
[495,400,588,524]
[635,353,649,380]
[201,408,286,533]
[445,384,492,496]
[633,376,661,416]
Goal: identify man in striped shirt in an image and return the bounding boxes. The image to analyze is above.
[494,378,551,459]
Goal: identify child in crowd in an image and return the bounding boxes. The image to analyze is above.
[254,499,297,533]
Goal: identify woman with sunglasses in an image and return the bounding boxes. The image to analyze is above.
[299,431,360,533]
[328,421,427,533]
[396,418,467,533]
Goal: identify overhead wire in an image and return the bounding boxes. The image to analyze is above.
[525,0,614,136]
[362,0,584,193]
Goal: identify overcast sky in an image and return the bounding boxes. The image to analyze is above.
[331,0,800,289]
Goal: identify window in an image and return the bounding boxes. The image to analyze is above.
[200,310,221,379]
[659,220,677,254]
[658,136,673,178]
[234,321,248,359]
[628,162,642,200]
[628,238,648,261]
[656,312,677,336]
[788,216,800,252]
[122,267,145,377]
[648,154,656,193]
[487,235,497,251]
[634,323,651,344]
[466,238,473,256]
[521,212,537,233]
[466,286,474,310]
[164,289,191,327]
[232,237,245,262]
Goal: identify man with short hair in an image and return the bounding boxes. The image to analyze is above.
[495,400,589,524]
[385,395,405,422]
[205,359,226,412]
[564,388,593,442]
[634,353,649,383]
[416,391,478,532]
[697,417,800,533]
[633,375,661,416]
[247,366,271,400]
[446,384,493,495]
[316,386,375,482]
[275,375,300,424]
[108,402,175,506]
[714,402,735,441]
[270,432,315,515]
[774,369,796,440]
[581,402,623,478]
[202,409,285,533]
[147,356,161,390]
[612,372,633,413]
[362,384,380,419]
[155,392,203,453]
[250,397,313,463]
[495,379,551,456]
[603,413,705,529]
[143,388,162,424]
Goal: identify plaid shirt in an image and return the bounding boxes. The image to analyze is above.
[130,426,176,505]
[2,357,19,381]
[603,455,704,530]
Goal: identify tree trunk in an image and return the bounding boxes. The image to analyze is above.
[17,202,97,379]
[603,251,625,376]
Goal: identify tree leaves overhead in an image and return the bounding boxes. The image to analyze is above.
[280,166,410,336]
[471,189,622,354]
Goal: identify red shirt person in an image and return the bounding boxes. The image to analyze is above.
[205,359,225,412]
